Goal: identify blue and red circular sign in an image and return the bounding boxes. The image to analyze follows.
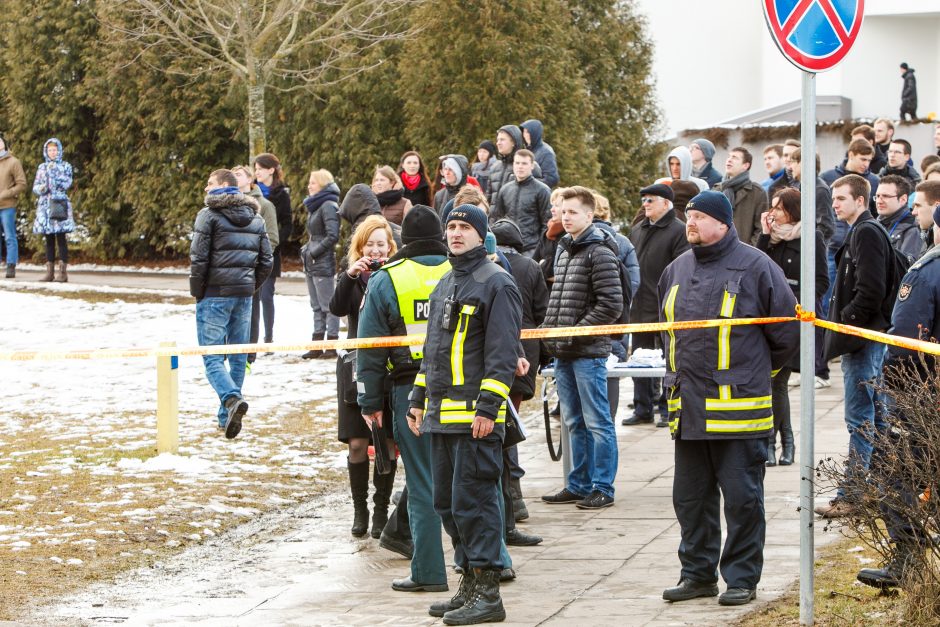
[763,0,864,73]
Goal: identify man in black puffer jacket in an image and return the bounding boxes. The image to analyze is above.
[487,125,542,205]
[540,186,623,510]
[190,169,273,439]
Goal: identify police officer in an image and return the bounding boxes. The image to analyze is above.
[357,206,452,592]
[857,205,940,590]
[409,204,522,625]
[658,191,799,606]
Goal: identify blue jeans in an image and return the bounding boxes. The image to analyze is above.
[555,357,619,498]
[0,208,17,265]
[838,341,887,498]
[821,248,836,320]
[196,297,252,426]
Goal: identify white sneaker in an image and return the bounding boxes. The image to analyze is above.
[788,373,801,387]
[814,376,830,389]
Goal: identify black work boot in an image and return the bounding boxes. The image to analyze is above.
[779,420,795,465]
[765,437,777,467]
[319,335,339,359]
[371,459,396,538]
[348,458,370,537]
[429,571,476,617]
[301,334,321,359]
[858,544,917,589]
[442,568,505,625]
[4,264,14,279]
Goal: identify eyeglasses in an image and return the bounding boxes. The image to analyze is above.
[886,150,906,156]
[641,197,657,204]
[874,193,898,200]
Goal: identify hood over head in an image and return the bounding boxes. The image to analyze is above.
[667,146,694,180]
[520,119,544,149]
[204,191,260,227]
[339,183,381,225]
[43,138,64,163]
[497,125,525,160]
[442,154,469,188]
[491,218,525,252]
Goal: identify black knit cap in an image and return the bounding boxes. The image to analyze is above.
[446,204,489,240]
[478,139,497,155]
[639,183,675,202]
[686,190,733,227]
[401,204,443,244]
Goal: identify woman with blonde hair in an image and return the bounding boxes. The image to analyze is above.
[372,165,412,226]
[329,215,398,537]
[301,168,342,359]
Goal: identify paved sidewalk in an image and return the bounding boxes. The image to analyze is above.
[49,374,850,626]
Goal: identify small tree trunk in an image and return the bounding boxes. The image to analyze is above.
[247,78,266,159]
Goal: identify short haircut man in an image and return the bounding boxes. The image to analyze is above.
[718,146,766,245]
[489,148,552,254]
[190,168,273,439]
[921,155,940,175]
[876,174,920,259]
[851,125,876,144]
[541,185,623,509]
[874,118,895,147]
[815,173,891,519]
[760,144,785,193]
[880,139,922,185]
[913,180,940,254]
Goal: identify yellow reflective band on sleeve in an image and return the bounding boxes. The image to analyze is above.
[704,396,773,411]
[414,373,426,387]
[663,285,680,371]
[771,368,781,377]
[438,398,507,424]
[705,415,774,433]
[450,308,474,386]
[669,417,680,435]
[667,397,681,412]
[480,378,510,399]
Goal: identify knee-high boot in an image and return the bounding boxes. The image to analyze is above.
[779,418,795,466]
[371,458,396,538]
[766,436,777,467]
[348,458,370,537]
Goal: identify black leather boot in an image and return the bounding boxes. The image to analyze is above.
[429,571,476,617]
[442,568,505,625]
[319,335,339,359]
[765,437,777,467]
[371,459,396,538]
[348,458,370,537]
[858,543,917,589]
[301,334,321,359]
[779,419,795,465]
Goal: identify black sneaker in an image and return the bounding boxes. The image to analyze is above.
[575,490,614,510]
[541,488,585,504]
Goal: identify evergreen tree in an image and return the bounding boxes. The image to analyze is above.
[399,0,601,190]
[568,0,662,221]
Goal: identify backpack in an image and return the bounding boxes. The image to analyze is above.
[586,230,633,340]
[852,220,913,319]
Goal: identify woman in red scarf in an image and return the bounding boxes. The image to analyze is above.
[397,150,432,207]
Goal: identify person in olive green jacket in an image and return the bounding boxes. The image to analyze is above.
[0,134,28,278]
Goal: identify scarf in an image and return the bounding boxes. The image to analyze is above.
[376,188,404,207]
[0,150,7,160]
[769,220,801,244]
[256,181,271,198]
[400,171,422,191]
[720,171,751,206]
[546,218,565,241]
[209,186,240,196]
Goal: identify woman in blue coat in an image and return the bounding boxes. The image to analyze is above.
[32,138,74,282]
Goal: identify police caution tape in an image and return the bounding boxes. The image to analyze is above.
[0,312,938,362]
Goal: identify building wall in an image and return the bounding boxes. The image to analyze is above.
[638,0,940,137]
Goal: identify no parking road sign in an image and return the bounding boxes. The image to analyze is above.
[763,0,864,72]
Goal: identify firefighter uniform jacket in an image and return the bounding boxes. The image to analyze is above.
[409,245,523,435]
[658,227,799,440]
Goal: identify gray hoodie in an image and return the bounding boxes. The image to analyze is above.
[667,146,708,192]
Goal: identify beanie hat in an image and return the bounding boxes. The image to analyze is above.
[686,190,733,227]
[900,62,909,70]
[478,140,496,156]
[442,157,462,179]
[446,203,489,241]
[639,183,675,203]
[691,138,716,161]
[401,204,443,244]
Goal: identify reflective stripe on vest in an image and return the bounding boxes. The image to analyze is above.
[450,304,476,385]
[384,258,451,361]
[663,284,679,371]
[437,398,507,424]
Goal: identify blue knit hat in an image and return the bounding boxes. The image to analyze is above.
[446,203,489,240]
[691,138,716,161]
[686,190,733,227]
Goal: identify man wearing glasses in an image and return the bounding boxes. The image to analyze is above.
[875,175,921,260]
[621,184,689,428]
[878,139,922,186]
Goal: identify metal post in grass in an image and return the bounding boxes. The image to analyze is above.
[156,341,179,454]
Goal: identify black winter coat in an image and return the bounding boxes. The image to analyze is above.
[629,209,690,323]
[489,175,552,253]
[486,125,542,204]
[826,214,893,358]
[189,192,273,300]
[301,183,340,277]
[339,183,403,248]
[877,209,922,261]
[329,269,367,339]
[266,183,292,277]
[401,173,432,208]
[541,225,623,359]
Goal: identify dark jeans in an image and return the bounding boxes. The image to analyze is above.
[44,233,68,263]
[770,368,791,446]
[259,274,276,341]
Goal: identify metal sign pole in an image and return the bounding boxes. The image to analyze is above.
[798,70,817,627]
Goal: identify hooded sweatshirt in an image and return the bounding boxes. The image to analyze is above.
[433,154,469,216]
[488,125,542,204]
[339,183,403,248]
[520,119,559,187]
[667,146,708,192]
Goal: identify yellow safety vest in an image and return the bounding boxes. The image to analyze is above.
[384,258,451,361]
